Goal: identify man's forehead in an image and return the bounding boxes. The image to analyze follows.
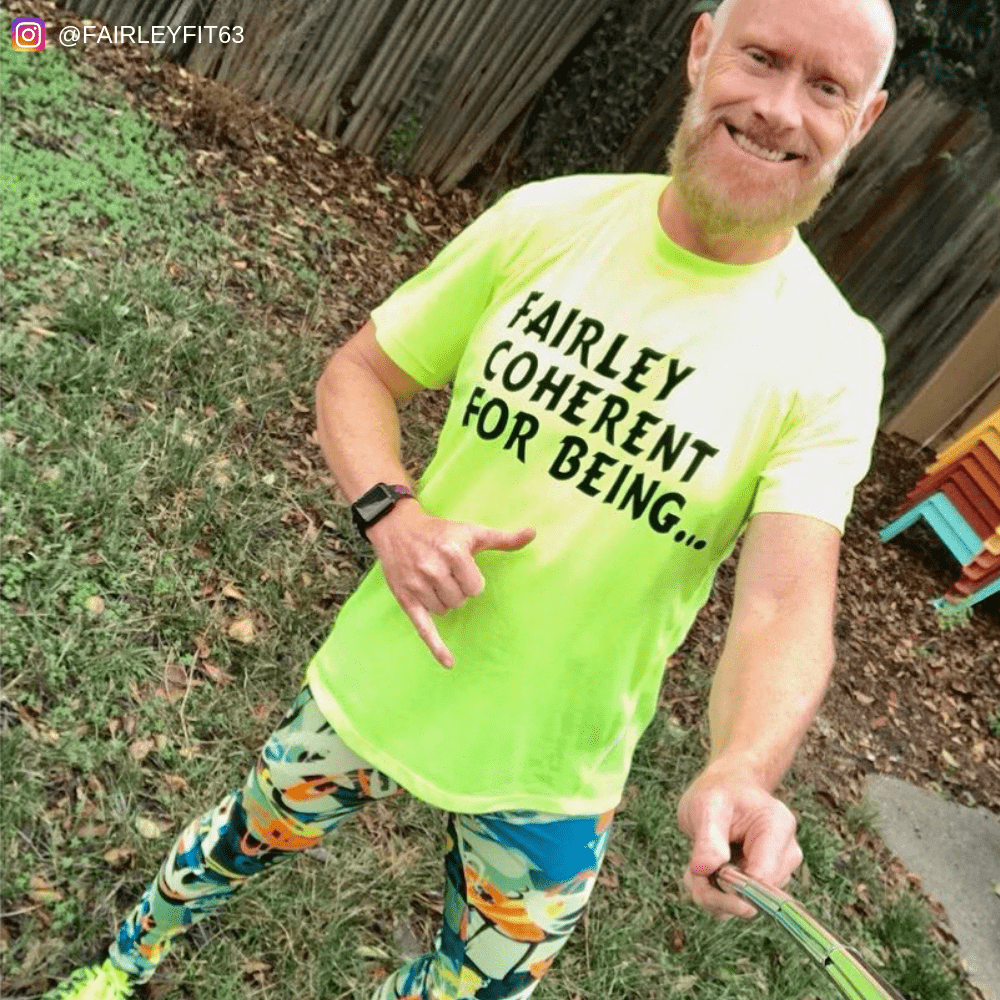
[716,0,893,87]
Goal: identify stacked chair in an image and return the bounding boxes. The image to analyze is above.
[880,409,1000,613]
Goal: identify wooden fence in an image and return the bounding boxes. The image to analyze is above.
[56,0,1000,427]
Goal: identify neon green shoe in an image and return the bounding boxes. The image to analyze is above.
[43,959,136,999]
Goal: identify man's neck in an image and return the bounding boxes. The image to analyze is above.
[657,183,793,266]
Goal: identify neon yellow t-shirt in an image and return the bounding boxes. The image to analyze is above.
[306,173,884,815]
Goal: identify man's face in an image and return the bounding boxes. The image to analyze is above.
[668,0,889,238]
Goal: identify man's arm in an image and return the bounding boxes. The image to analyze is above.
[316,319,424,499]
[316,320,535,668]
[677,511,840,919]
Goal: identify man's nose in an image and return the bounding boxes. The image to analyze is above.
[751,74,804,132]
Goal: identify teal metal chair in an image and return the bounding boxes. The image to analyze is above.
[878,491,981,564]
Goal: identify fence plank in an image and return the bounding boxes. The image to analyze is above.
[426,0,572,176]
[436,0,612,189]
[886,295,1000,446]
[298,1,394,135]
[278,3,354,118]
[406,0,529,169]
[418,0,578,179]
[341,0,431,150]
[353,0,456,154]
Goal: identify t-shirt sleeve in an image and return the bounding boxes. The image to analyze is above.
[370,191,516,389]
[750,323,885,534]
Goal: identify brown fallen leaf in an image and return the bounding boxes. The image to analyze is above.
[222,582,246,601]
[597,868,619,889]
[200,659,234,685]
[15,706,60,745]
[135,816,169,839]
[670,923,686,952]
[28,875,63,904]
[227,615,255,644]
[104,845,135,868]
[75,822,109,839]
[163,773,189,793]
[129,737,156,762]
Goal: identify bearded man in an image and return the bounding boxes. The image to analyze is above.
[49,0,897,997]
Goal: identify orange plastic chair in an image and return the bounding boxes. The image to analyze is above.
[925,409,1000,475]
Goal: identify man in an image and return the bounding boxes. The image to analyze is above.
[48,0,896,996]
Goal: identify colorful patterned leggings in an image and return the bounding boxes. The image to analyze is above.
[109,683,615,999]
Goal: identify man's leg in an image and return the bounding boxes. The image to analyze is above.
[378,806,616,999]
[108,682,406,984]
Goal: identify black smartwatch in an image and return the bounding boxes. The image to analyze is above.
[350,482,415,539]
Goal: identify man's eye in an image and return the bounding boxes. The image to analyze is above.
[749,50,769,64]
[816,81,843,98]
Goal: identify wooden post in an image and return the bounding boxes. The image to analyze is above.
[885,296,1000,447]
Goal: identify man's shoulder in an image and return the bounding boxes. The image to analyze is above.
[781,233,883,345]
[766,233,885,393]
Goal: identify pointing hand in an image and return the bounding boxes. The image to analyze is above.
[367,501,536,667]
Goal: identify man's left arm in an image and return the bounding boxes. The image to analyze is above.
[677,510,841,919]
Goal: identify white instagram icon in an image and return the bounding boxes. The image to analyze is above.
[12,18,46,50]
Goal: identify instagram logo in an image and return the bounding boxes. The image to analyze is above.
[12,18,46,50]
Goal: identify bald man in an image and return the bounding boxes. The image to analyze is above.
[48,1,896,997]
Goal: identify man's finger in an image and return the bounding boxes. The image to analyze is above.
[685,794,734,876]
[685,869,758,920]
[742,800,802,888]
[403,601,454,669]
[471,525,536,554]
[430,573,467,610]
[449,555,486,598]
[743,816,802,889]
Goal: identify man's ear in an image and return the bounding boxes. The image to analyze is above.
[851,89,889,148]
[688,13,715,87]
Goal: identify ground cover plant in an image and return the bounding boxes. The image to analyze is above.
[2,4,997,999]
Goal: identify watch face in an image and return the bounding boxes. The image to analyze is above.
[354,483,396,528]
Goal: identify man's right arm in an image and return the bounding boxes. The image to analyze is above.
[315,319,423,501]
[315,320,535,668]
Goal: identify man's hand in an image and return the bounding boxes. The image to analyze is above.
[367,500,536,668]
[676,759,802,920]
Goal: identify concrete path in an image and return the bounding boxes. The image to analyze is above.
[864,775,1000,1000]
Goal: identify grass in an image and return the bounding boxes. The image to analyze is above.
[0,14,976,1000]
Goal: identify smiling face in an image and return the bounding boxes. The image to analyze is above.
[667,0,892,245]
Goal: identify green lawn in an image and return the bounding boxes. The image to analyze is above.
[0,13,974,999]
